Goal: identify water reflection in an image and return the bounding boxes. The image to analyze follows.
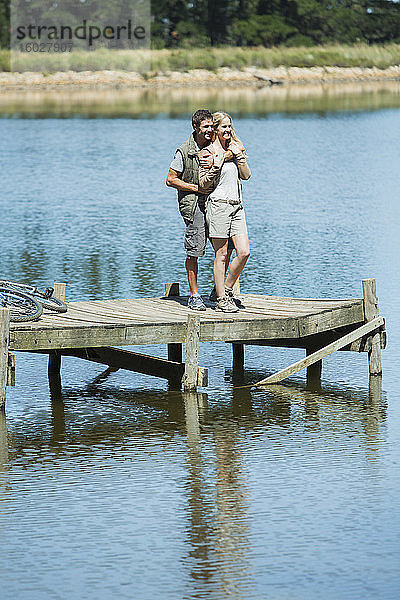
[184,391,252,598]
[0,411,8,469]
[4,377,386,458]
[1,80,400,118]
[1,378,388,598]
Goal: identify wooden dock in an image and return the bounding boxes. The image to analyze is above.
[0,279,386,409]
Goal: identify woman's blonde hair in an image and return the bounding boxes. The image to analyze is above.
[212,111,240,142]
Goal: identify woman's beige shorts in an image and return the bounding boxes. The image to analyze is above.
[206,200,248,239]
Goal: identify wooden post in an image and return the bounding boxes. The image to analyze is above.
[362,278,382,376]
[165,283,183,388]
[0,308,10,411]
[183,314,200,391]
[53,282,67,303]
[165,282,180,298]
[232,342,244,374]
[48,282,66,378]
[306,347,322,389]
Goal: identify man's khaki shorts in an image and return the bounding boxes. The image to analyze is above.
[184,202,207,257]
[206,199,248,239]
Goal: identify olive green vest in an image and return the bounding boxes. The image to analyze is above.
[177,133,204,222]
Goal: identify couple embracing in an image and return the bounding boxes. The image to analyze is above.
[166,109,251,313]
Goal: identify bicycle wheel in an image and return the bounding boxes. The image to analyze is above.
[0,287,43,322]
[0,280,67,313]
[39,296,67,313]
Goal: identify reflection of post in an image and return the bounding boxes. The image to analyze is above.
[213,423,251,598]
[183,392,201,439]
[0,410,8,467]
[363,375,383,451]
[369,374,382,405]
[50,391,66,444]
[183,391,214,590]
[0,308,10,411]
[232,384,252,416]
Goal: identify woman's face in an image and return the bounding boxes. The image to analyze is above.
[215,116,232,143]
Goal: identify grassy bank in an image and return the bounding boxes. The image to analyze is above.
[1,43,400,74]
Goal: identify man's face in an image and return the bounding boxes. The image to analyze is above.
[196,119,213,143]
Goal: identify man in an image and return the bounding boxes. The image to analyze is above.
[166,109,214,311]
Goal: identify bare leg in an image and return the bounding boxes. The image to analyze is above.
[211,238,230,298]
[210,247,233,297]
[225,246,233,274]
[186,256,199,296]
[224,234,250,289]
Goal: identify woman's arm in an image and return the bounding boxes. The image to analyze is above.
[198,147,224,194]
[228,141,251,180]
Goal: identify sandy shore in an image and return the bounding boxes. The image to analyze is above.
[1,65,400,91]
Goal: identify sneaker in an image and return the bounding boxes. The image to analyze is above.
[215,295,239,313]
[209,286,217,302]
[187,294,206,311]
[225,286,245,309]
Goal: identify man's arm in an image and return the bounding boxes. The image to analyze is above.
[166,168,199,193]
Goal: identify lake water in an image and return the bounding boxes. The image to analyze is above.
[0,84,399,600]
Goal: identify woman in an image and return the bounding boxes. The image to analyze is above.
[198,112,251,312]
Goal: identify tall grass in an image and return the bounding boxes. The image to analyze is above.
[1,44,400,74]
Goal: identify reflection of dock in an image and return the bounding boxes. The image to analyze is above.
[0,279,386,409]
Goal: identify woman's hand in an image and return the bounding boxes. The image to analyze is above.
[223,150,234,161]
[199,152,213,170]
[228,140,246,156]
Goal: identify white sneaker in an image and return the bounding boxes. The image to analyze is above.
[187,295,206,311]
[225,286,245,309]
[215,295,239,313]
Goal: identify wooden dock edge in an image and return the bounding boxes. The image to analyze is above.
[254,316,384,386]
[251,278,385,387]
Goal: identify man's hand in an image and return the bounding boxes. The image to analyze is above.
[166,168,198,193]
[213,151,225,169]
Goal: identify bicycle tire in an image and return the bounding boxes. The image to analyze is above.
[38,296,67,313]
[0,287,43,322]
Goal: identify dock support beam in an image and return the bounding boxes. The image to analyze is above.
[48,282,66,378]
[306,347,322,389]
[232,343,244,375]
[362,278,382,376]
[184,314,200,391]
[0,308,10,411]
[165,283,183,388]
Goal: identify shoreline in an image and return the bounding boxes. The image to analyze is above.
[1,65,400,91]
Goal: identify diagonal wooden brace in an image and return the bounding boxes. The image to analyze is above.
[254,316,384,387]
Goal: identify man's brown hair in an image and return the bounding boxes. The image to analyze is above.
[192,109,213,130]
